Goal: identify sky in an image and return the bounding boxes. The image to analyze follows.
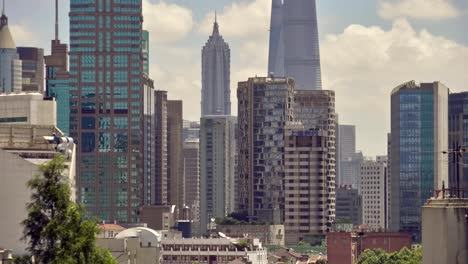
[5,0,468,157]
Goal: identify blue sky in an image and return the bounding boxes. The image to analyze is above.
[6,0,468,156]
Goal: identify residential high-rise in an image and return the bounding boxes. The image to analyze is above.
[386,133,392,227]
[390,81,449,241]
[268,0,322,90]
[183,139,200,230]
[17,47,44,93]
[70,0,148,223]
[155,90,168,205]
[200,116,237,233]
[340,152,364,189]
[45,0,70,134]
[237,77,295,224]
[0,6,21,94]
[335,186,362,226]
[448,92,468,196]
[201,16,231,116]
[284,124,333,244]
[167,100,184,215]
[359,156,388,229]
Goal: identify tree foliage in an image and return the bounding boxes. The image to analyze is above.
[357,247,422,264]
[21,155,116,264]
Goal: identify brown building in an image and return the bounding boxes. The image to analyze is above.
[155,90,168,205]
[183,139,200,228]
[327,232,412,264]
[167,100,184,216]
[141,205,175,231]
[17,47,44,93]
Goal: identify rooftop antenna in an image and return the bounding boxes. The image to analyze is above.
[2,0,5,15]
[55,0,59,40]
[215,10,217,23]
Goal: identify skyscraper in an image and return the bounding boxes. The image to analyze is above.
[200,116,237,233]
[167,100,184,216]
[70,0,148,223]
[142,30,149,76]
[339,125,356,162]
[201,16,231,116]
[0,4,21,94]
[183,139,200,231]
[45,0,70,134]
[448,92,468,196]
[17,47,44,93]
[390,81,449,241]
[155,90,168,205]
[268,0,322,90]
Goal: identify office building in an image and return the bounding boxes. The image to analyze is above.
[142,30,149,76]
[143,76,155,205]
[155,90,168,205]
[386,133,392,228]
[335,186,362,226]
[69,0,148,223]
[0,124,76,254]
[201,16,231,116]
[237,77,295,224]
[183,139,200,229]
[339,125,356,161]
[0,93,56,126]
[167,100,184,214]
[284,124,333,244]
[17,47,44,93]
[359,156,388,229]
[200,116,237,233]
[448,92,468,196]
[390,81,449,241]
[183,120,200,141]
[268,0,322,90]
[45,0,70,135]
[216,224,285,246]
[0,7,21,94]
[340,152,364,189]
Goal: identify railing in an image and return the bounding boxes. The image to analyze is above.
[433,186,467,199]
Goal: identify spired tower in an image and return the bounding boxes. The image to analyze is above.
[268,0,322,90]
[201,15,231,116]
[0,1,21,94]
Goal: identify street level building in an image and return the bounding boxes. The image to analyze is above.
[201,16,231,116]
[200,116,237,233]
[390,81,449,241]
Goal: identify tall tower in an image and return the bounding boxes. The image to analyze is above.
[70,0,147,223]
[201,15,231,116]
[268,0,322,90]
[0,1,22,94]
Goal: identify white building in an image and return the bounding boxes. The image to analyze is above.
[0,93,56,126]
[359,156,388,229]
[0,124,76,254]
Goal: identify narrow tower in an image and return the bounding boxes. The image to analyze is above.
[267,0,284,77]
[201,15,231,116]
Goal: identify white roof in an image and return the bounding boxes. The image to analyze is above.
[115,227,162,245]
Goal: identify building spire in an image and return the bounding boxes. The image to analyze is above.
[212,10,219,36]
[2,0,5,16]
[55,0,59,40]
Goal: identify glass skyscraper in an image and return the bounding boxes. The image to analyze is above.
[390,81,448,242]
[69,0,146,223]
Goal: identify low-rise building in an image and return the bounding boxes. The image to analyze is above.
[216,224,285,245]
[0,249,13,264]
[327,231,412,264]
[0,93,56,126]
[160,237,268,264]
[0,124,76,254]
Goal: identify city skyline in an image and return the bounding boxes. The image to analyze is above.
[4,0,468,156]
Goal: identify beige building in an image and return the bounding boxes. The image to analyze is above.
[161,237,268,264]
[0,249,13,264]
[359,156,387,229]
[0,124,76,254]
[0,93,56,126]
[216,224,285,245]
[284,124,332,244]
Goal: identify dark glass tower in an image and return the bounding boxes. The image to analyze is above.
[69,0,145,223]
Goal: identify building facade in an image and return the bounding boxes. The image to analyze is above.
[0,10,21,94]
[0,93,56,126]
[69,0,147,223]
[167,100,184,215]
[390,81,449,241]
[201,17,231,116]
[335,186,362,226]
[17,47,44,93]
[183,139,200,230]
[155,90,168,205]
[448,92,468,196]
[359,156,388,229]
[200,116,237,233]
[268,0,322,90]
[340,152,363,189]
[142,30,149,76]
[237,77,295,224]
[338,124,356,186]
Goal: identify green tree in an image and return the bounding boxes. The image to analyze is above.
[357,248,388,264]
[357,247,422,264]
[21,155,116,264]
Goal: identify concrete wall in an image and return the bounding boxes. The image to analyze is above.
[422,199,468,264]
[0,94,56,126]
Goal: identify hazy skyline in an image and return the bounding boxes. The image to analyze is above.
[5,0,468,156]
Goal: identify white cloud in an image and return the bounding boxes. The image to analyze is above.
[197,0,270,40]
[143,0,194,43]
[378,0,461,20]
[321,19,468,155]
